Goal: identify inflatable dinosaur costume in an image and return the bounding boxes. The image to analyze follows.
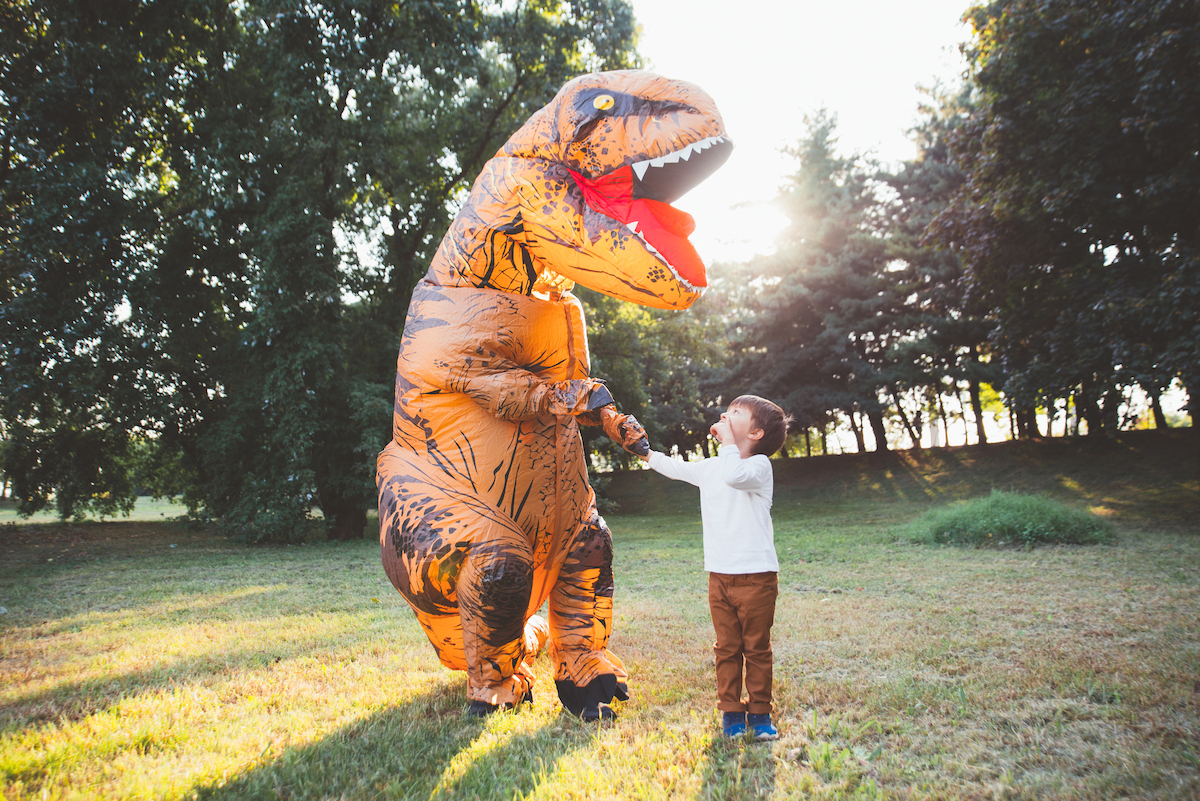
[378,70,731,719]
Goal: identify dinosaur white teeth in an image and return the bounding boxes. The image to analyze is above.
[630,135,727,181]
[627,221,640,233]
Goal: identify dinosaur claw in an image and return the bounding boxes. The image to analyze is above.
[586,384,614,410]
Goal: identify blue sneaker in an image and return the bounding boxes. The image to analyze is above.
[747,713,779,741]
[721,711,747,738]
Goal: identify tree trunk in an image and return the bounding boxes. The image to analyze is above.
[820,425,828,455]
[847,411,865,454]
[1113,388,1132,430]
[969,380,987,445]
[1015,406,1042,439]
[1151,393,1168,429]
[955,387,971,444]
[891,390,921,448]
[1079,377,1103,436]
[804,429,812,457]
[1099,388,1120,435]
[867,407,889,452]
[937,393,951,446]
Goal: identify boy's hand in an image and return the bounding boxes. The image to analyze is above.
[710,419,733,445]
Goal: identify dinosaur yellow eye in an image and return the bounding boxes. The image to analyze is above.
[592,94,615,111]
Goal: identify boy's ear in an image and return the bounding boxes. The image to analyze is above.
[749,428,764,442]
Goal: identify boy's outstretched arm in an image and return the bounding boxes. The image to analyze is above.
[643,448,705,487]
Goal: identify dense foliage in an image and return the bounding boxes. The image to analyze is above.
[932,0,1199,435]
[698,0,1196,456]
[1,0,639,535]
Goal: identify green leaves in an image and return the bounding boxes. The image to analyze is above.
[936,0,1200,422]
[1,0,639,534]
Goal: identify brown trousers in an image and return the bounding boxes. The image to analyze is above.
[708,571,778,714]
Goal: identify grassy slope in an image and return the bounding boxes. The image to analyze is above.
[0,430,1197,800]
[610,429,1199,529]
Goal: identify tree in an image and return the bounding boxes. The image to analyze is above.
[933,0,1200,431]
[733,113,896,453]
[880,84,1000,447]
[1,0,232,518]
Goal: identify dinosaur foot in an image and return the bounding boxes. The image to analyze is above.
[556,674,629,723]
[581,702,617,724]
[465,690,533,718]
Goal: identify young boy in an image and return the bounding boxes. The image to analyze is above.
[639,395,791,741]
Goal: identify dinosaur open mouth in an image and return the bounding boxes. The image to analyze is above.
[568,136,732,290]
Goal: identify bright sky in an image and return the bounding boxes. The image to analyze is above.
[629,0,973,263]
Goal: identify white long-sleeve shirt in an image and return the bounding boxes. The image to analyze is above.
[646,444,778,574]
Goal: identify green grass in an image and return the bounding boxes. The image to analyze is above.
[0,496,187,525]
[1,429,1198,799]
[895,489,1117,548]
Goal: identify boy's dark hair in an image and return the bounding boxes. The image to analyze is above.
[730,394,792,457]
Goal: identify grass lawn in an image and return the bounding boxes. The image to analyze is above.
[1,430,1197,799]
[0,495,188,525]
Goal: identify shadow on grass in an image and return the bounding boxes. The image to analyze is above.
[192,687,611,801]
[699,733,777,799]
[0,533,385,636]
[0,639,364,729]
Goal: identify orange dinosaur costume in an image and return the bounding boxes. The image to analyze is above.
[377,70,731,719]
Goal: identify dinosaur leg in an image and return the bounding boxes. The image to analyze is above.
[378,445,542,707]
[549,503,629,719]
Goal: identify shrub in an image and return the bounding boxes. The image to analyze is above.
[897,490,1116,548]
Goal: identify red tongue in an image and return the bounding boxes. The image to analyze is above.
[634,197,696,238]
[629,199,705,287]
[568,166,708,289]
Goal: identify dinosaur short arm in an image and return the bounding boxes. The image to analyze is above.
[461,372,610,419]
[591,405,651,456]
[399,281,618,421]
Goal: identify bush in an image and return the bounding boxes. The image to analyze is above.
[897,490,1116,549]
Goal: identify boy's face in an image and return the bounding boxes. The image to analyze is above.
[716,403,764,453]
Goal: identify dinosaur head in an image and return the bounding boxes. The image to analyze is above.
[504,70,732,310]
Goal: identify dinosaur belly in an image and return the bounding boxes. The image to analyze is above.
[384,280,595,608]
